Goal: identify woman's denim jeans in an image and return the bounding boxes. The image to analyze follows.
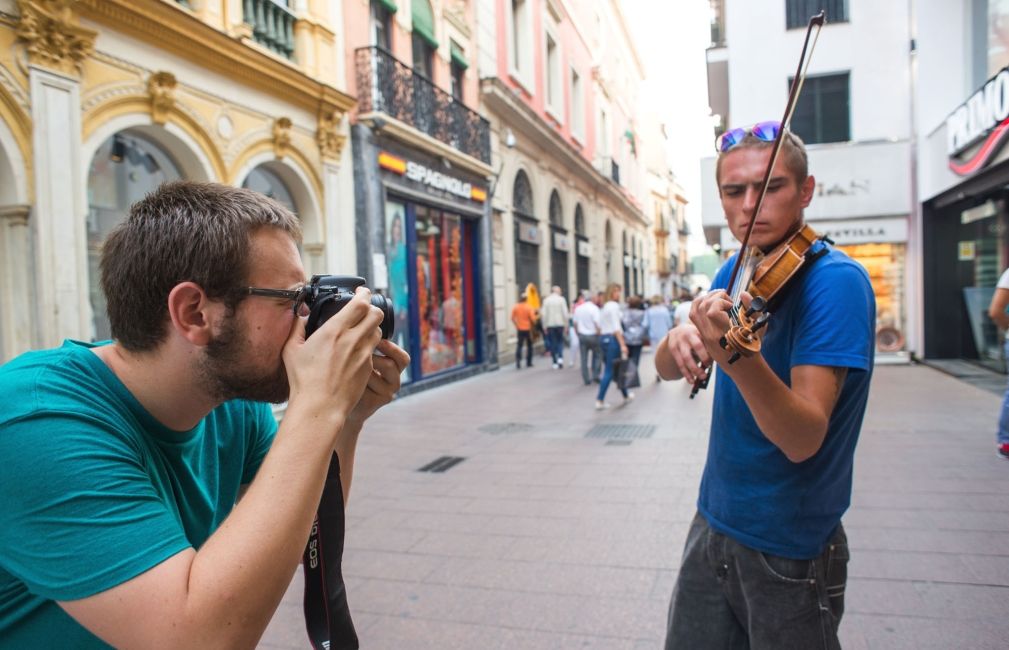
[596,335,627,402]
[1000,340,1009,445]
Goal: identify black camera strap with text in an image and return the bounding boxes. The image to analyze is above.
[302,452,358,650]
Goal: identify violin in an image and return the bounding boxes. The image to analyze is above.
[690,11,826,399]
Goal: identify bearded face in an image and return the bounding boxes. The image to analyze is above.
[198,310,290,404]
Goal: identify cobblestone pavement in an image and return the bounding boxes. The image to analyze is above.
[260,354,1009,649]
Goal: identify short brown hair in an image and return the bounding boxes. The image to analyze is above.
[627,295,643,309]
[715,129,808,187]
[100,181,302,351]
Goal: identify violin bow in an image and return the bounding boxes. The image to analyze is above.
[725,11,824,294]
[690,11,824,398]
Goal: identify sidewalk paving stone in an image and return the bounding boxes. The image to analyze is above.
[260,359,1009,649]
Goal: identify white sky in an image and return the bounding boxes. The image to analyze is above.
[620,0,715,255]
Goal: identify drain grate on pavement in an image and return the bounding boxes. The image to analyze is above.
[417,456,467,473]
[585,424,656,440]
[478,422,534,435]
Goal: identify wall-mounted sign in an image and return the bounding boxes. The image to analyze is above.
[946,65,1009,176]
[961,200,997,225]
[719,217,909,251]
[517,221,541,244]
[577,240,592,257]
[958,240,977,261]
[553,232,571,251]
[378,151,486,202]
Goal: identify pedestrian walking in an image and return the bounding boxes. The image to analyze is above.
[673,292,693,327]
[596,283,632,410]
[988,270,1009,460]
[656,122,875,649]
[541,286,569,369]
[573,290,602,385]
[645,295,673,382]
[621,295,647,369]
[511,291,537,369]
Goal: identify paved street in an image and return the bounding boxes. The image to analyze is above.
[261,353,1009,649]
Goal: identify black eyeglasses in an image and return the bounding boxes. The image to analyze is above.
[241,286,312,317]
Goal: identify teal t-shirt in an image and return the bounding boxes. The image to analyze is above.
[0,340,277,648]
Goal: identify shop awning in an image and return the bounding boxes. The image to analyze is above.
[412,0,438,48]
[450,41,468,70]
[378,0,397,13]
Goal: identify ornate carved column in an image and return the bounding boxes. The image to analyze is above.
[317,105,353,273]
[16,0,96,344]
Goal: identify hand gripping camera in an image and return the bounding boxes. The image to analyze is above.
[303,275,395,340]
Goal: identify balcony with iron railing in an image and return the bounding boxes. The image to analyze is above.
[355,46,491,164]
[244,0,296,60]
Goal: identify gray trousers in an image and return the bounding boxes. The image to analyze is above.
[577,332,602,384]
[665,512,848,650]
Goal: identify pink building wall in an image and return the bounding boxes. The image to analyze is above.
[494,0,597,162]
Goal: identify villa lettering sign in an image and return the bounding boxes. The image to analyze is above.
[946,65,1009,176]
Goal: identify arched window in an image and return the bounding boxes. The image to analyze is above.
[86,131,182,340]
[242,165,296,214]
[604,219,613,281]
[512,169,539,300]
[548,189,568,295]
[622,232,630,294]
[513,169,534,218]
[549,190,562,226]
[574,204,589,294]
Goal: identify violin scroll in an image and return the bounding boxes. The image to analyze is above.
[720,297,771,365]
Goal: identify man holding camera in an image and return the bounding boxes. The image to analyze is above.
[0,182,409,647]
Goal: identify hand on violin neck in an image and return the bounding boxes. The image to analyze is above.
[655,322,710,383]
[689,290,737,363]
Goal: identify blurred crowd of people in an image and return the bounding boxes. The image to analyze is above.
[510,284,706,410]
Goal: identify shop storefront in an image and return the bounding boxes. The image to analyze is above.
[922,160,1009,372]
[353,132,494,391]
[921,56,1009,372]
[719,216,909,355]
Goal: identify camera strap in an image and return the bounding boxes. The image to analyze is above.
[302,452,359,650]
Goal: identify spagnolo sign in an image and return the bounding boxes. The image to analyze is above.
[405,161,473,200]
[946,65,1009,176]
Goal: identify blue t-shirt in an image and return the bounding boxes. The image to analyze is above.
[0,340,277,648]
[698,243,875,559]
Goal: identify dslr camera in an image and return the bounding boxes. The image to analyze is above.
[303,275,395,340]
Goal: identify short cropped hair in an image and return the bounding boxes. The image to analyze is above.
[100,181,302,351]
[715,129,809,187]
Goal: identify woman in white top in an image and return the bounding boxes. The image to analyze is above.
[596,283,632,410]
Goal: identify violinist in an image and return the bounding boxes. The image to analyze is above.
[656,124,875,650]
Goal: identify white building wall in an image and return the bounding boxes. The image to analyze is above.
[914,0,973,202]
[704,1,914,232]
[705,0,917,357]
[725,1,910,142]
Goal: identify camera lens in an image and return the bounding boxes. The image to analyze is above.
[303,275,396,340]
[371,295,395,341]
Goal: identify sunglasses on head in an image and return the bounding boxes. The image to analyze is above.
[715,121,782,153]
